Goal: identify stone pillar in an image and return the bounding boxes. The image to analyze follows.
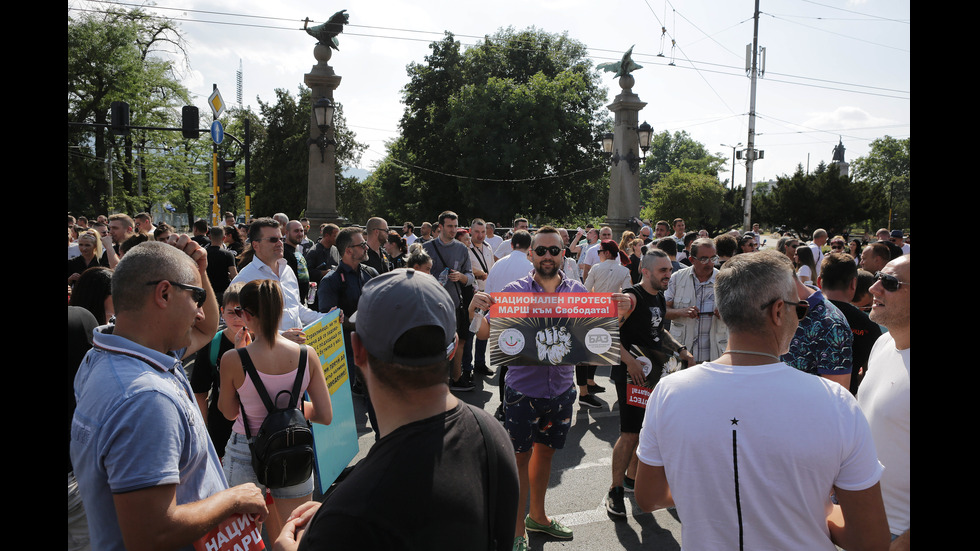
[304,43,346,231]
[605,75,646,240]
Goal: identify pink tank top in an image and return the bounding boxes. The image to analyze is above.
[233,355,311,436]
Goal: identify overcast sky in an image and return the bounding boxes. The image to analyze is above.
[71,0,910,187]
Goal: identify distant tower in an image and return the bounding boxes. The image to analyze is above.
[236,60,243,107]
[832,136,848,177]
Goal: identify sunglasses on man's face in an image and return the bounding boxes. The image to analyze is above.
[146,280,207,307]
[257,236,285,244]
[533,246,562,257]
[761,297,810,320]
[874,271,909,292]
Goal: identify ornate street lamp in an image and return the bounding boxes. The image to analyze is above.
[309,96,336,162]
[603,120,653,174]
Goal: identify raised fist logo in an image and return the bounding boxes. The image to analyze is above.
[536,326,572,365]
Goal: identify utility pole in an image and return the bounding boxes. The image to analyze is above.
[743,0,762,230]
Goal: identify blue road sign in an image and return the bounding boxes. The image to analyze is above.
[211,120,224,145]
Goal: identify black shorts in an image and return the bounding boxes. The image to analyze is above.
[611,365,645,434]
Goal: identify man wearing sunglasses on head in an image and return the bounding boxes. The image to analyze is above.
[634,250,889,551]
[231,218,322,344]
[858,255,910,549]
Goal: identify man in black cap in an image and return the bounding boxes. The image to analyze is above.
[276,269,519,551]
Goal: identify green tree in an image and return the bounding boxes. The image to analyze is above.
[851,136,910,229]
[68,6,191,216]
[753,164,871,235]
[640,169,727,230]
[376,28,610,223]
[250,87,366,218]
[638,130,726,204]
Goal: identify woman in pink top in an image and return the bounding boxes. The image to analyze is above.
[218,279,332,538]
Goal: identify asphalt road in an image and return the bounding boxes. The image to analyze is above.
[342,364,683,551]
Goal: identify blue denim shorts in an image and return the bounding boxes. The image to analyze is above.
[504,385,576,453]
[223,432,314,499]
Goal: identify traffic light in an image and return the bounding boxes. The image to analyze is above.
[181,106,200,139]
[110,102,130,136]
[217,158,236,192]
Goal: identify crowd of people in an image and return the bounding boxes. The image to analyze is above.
[68,209,909,551]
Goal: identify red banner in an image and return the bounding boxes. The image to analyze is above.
[626,383,651,409]
[490,292,616,318]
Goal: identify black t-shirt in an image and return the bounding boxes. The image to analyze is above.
[189,330,236,457]
[299,404,518,551]
[620,284,670,387]
[206,246,236,301]
[830,299,883,395]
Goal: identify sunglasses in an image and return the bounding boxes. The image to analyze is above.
[257,236,285,244]
[830,243,845,250]
[874,272,909,292]
[147,280,207,307]
[761,297,810,320]
[694,255,719,264]
[231,306,256,317]
[534,245,562,257]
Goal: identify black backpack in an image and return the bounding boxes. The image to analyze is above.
[237,347,315,489]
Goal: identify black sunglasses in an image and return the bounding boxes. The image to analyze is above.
[533,246,562,257]
[257,236,286,244]
[147,280,207,307]
[874,272,909,292]
[231,306,255,318]
[761,297,810,320]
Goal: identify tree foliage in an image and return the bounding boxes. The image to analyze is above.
[851,136,910,229]
[752,164,871,236]
[250,87,366,218]
[640,169,727,230]
[638,130,726,204]
[68,6,191,217]
[373,28,610,224]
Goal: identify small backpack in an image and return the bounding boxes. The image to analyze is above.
[237,347,315,489]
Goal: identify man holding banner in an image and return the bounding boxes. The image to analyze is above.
[606,249,694,518]
[470,226,632,550]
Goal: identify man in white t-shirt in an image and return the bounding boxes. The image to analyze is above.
[635,250,889,551]
[493,217,530,260]
[579,226,611,280]
[858,255,910,547]
[809,228,828,278]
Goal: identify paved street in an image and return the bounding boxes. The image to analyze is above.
[342,364,683,550]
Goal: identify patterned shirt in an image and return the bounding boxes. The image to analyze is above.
[781,288,853,376]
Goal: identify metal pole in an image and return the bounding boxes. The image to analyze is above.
[743,0,761,231]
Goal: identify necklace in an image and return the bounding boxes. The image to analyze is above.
[724,349,780,361]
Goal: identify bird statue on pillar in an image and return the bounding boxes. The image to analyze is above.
[304,9,349,50]
[597,45,643,78]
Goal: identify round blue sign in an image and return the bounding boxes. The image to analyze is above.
[211,120,224,145]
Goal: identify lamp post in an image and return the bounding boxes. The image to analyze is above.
[309,97,336,163]
[721,142,742,189]
[604,74,649,239]
[304,36,345,227]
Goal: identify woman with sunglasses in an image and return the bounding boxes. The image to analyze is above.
[218,279,333,539]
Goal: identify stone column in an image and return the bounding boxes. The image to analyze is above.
[304,43,346,232]
[605,75,646,240]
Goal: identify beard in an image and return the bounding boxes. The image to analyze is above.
[535,259,560,279]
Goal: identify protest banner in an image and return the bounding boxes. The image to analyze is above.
[304,310,358,492]
[623,343,688,408]
[487,292,620,366]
